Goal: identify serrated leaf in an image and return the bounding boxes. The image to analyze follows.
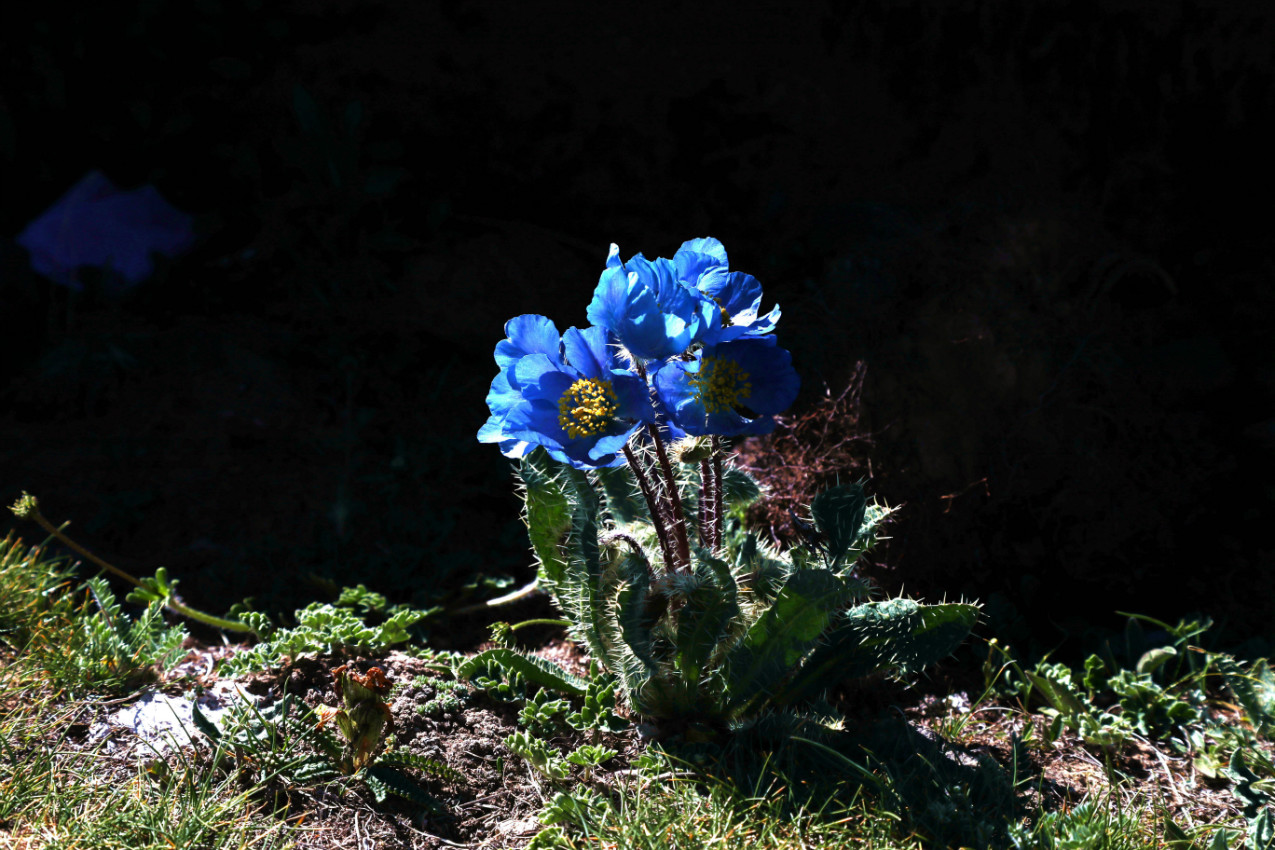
[782,599,978,706]
[566,745,616,767]
[291,756,342,784]
[724,570,849,715]
[1223,657,1275,736]
[365,765,445,809]
[1229,749,1274,817]
[378,751,463,784]
[810,483,867,567]
[361,768,388,803]
[457,648,585,697]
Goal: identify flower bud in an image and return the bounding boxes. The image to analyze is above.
[670,436,714,464]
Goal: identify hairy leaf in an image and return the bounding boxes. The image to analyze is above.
[724,570,850,716]
[457,648,586,697]
[519,449,573,587]
[782,599,978,706]
[810,483,866,568]
[595,465,649,524]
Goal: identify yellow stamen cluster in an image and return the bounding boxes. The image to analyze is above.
[713,298,735,327]
[558,377,619,439]
[691,357,752,414]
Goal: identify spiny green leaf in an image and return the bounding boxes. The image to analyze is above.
[612,569,660,696]
[724,569,850,716]
[595,465,649,524]
[520,449,573,586]
[782,599,978,706]
[457,648,585,697]
[377,751,463,784]
[720,467,762,509]
[675,563,738,684]
[810,483,866,567]
[364,765,446,809]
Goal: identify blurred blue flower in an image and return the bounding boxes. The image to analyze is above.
[652,336,800,437]
[16,170,194,291]
[479,320,653,468]
[672,237,781,342]
[586,244,718,362]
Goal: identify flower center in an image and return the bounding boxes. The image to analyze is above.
[558,377,619,439]
[713,298,734,327]
[690,356,752,414]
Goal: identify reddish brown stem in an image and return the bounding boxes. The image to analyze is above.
[646,423,691,572]
[712,437,724,553]
[622,442,677,573]
[699,458,714,552]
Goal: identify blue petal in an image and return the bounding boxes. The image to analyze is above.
[476,415,506,444]
[676,237,729,269]
[514,356,574,404]
[589,427,640,463]
[750,304,782,335]
[618,278,682,360]
[704,271,763,319]
[585,266,633,337]
[606,243,623,269]
[495,315,562,369]
[562,326,610,378]
[611,373,656,424]
[477,415,533,458]
[484,369,523,417]
[502,396,568,451]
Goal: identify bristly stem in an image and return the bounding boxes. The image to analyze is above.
[645,422,691,572]
[699,458,714,551]
[623,442,677,573]
[712,437,724,553]
[632,359,690,573]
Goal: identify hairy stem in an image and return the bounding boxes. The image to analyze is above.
[646,423,691,572]
[699,458,714,552]
[712,437,724,554]
[623,443,677,573]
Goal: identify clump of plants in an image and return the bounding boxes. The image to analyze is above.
[7,493,434,678]
[0,532,188,695]
[472,237,979,739]
[195,663,459,808]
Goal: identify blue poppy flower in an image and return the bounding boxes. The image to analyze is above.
[16,170,194,292]
[479,322,654,469]
[586,244,719,362]
[652,336,800,437]
[673,237,781,343]
[478,314,566,459]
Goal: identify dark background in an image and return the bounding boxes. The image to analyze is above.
[2,0,1271,659]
